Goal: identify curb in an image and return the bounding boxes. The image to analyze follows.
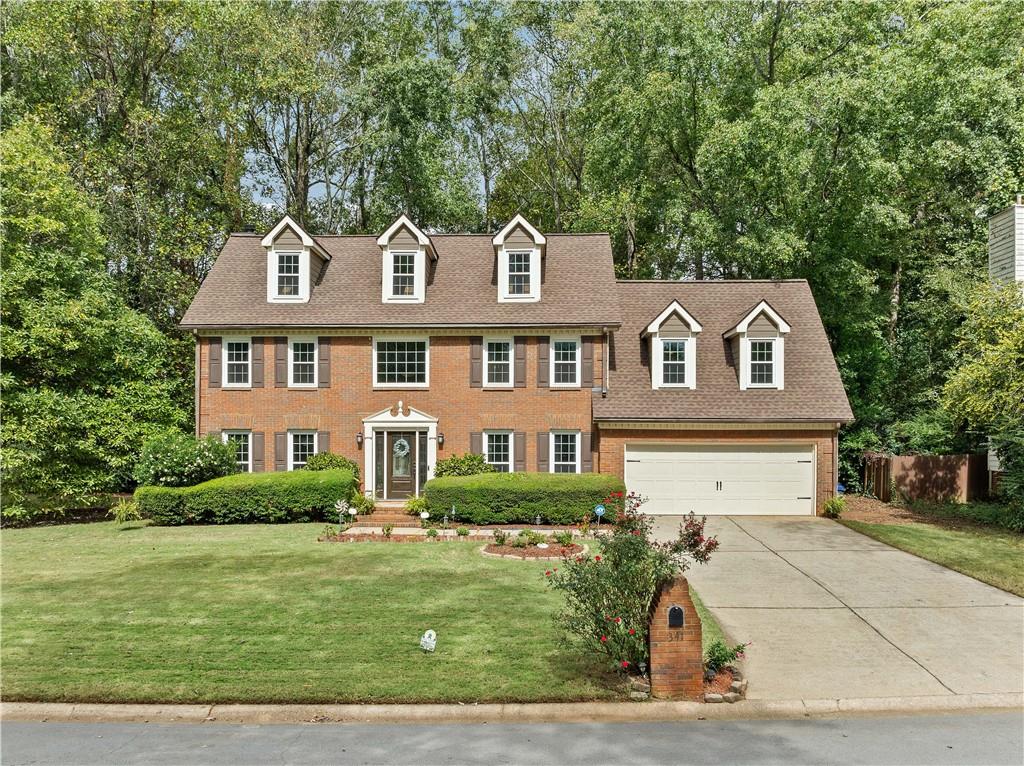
[2,694,1021,725]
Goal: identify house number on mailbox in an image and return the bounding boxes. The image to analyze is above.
[668,605,685,628]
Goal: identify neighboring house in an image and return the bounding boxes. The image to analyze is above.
[986,195,1023,485]
[181,214,853,516]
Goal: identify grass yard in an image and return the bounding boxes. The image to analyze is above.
[841,519,1024,597]
[1,522,623,704]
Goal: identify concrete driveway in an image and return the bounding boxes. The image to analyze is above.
[651,516,1024,701]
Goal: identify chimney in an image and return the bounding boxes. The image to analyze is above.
[988,196,1023,285]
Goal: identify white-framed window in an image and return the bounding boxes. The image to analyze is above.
[222,337,251,387]
[374,337,429,387]
[288,431,317,470]
[222,430,252,472]
[507,252,532,296]
[662,340,686,383]
[483,338,513,387]
[391,251,416,297]
[550,431,580,474]
[551,337,580,387]
[484,431,513,473]
[652,335,696,389]
[276,251,301,298]
[748,339,776,387]
[289,337,317,387]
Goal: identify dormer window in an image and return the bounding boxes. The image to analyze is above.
[643,301,702,390]
[377,215,435,304]
[724,300,791,391]
[262,215,330,304]
[493,215,545,302]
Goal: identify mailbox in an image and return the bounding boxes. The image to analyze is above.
[668,605,685,628]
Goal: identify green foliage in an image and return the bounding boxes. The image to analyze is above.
[135,469,356,525]
[822,496,846,519]
[426,527,439,539]
[424,473,625,525]
[492,529,509,546]
[456,526,469,537]
[349,493,375,515]
[554,531,575,547]
[433,453,496,478]
[405,496,428,515]
[108,498,142,527]
[990,427,1024,532]
[133,433,237,487]
[704,640,749,674]
[547,500,719,671]
[910,499,1024,535]
[304,452,360,480]
[382,524,394,539]
[518,529,546,546]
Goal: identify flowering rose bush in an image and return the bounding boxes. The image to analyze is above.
[132,432,237,487]
[548,491,718,672]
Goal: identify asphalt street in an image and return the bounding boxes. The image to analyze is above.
[3,711,1023,765]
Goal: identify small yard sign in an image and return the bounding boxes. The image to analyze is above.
[419,629,437,652]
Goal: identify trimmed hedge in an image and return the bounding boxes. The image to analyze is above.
[135,469,356,525]
[423,472,626,525]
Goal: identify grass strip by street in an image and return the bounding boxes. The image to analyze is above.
[690,587,727,648]
[841,519,1024,597]
[1,522,622,704]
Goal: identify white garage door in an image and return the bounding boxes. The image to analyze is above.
[624,444,815,515]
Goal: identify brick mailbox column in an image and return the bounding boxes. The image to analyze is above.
[648,576,704,700]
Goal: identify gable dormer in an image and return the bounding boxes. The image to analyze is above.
[262,215,330,304]
[493,215,545,302]
[643,301,702,389]
[377,215,435,304]
[724,300,791,390]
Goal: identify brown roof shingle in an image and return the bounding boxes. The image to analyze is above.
[180,233,621,329]
[594,280,853,423]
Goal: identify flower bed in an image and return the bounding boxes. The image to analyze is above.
[483,543,585,560]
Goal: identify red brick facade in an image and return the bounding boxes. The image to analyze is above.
[648,576,704,700]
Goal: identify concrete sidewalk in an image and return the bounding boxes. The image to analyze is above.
[652,516,1024,701]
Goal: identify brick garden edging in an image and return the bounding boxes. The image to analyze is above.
[479,544,590,561]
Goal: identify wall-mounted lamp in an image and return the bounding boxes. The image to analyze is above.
[356,432,364,448]
[438,433,445,448]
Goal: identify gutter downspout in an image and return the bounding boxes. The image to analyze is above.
[601,326,610,398]
[194,330,201,437]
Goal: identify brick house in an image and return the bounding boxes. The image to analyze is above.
[181,214,853,515]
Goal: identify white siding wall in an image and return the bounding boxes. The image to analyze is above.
[988,203,1024,284]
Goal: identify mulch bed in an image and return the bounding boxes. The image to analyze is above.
[842,494,921,525]
[703,667,736,695]
[320,533,491,543]
[483,543,584,559]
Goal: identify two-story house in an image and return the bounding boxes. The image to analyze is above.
[181,213,853,516]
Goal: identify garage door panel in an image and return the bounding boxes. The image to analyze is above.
[625,444,815,516]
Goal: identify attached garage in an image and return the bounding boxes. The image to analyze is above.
[624,443,816,515]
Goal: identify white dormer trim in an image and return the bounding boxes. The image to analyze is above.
[643,300,703,336]
[724,300,791,338]
[261,215,329,259]
[263,215,328,305]
[492,214,547,247]
[378,216,434,305]
[377,215,435,257]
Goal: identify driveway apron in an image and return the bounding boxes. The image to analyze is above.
[650,516,1024,701]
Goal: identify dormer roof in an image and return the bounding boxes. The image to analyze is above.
[377,215,436,260]
[261,215,330,259]
[492,214,546,250]
[643,300,703,337]
[723,300,791,338]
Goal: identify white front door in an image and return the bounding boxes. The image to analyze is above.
[624,444,815,515]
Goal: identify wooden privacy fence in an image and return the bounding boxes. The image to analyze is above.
[862,453,988,503]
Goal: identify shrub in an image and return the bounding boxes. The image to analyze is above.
[547,497,719,672]
[135,469,356,525]
[433,453,495,478]
[426,527,439,539]
[456,526,469,537]
[423,473,625,525]
[350,493,375,515]
[704,640,749,674]
[304,452,360,481]
[554,530,574,547]
[822,496,846,519]
[518,529,545,546]
[133,433,237,488]
[405,496,428,515]
[382,524,394,538]
[493,529,509,546]
[109,498,142,526]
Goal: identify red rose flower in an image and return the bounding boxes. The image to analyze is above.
[615,617,622,624]
[628,628,635,635]
[621,660,629,668]
[595,555,601,561]
[600,635,607,643]
[545,570,552,576]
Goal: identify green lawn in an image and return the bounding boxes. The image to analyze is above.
[1,522,623,704]
[690,587,727,649]
[842,520,1024,597]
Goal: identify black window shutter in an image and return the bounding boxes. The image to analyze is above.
[274,338,288,387]
[514,432,526,471]
[252,432,265,472]
[537,337,550,387]
[537,432,549,472]
[317,431,330,454]
[208,337,222,388]
[274,432,287,471]
[514,337,527,388]
[469,337,483,387]
[582,337,594,388]
[581,432,593,472]
[470,432,483,455]
[251,338,264,388]
[318,337,331,388]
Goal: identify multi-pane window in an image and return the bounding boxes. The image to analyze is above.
[376,340,428,385]
[485,432,512,473]
[224,431,251,472]
[661,340,687,385]
[277,252,300,297]
[749,340,775,385]
[392,252,415,296]
[290,340,316,386]
[224,339,250,386]
[290,432,316,470]
[552,432,579,474]
[485,340,511,386]
[552,339,579,386]
[508,252,532,295]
